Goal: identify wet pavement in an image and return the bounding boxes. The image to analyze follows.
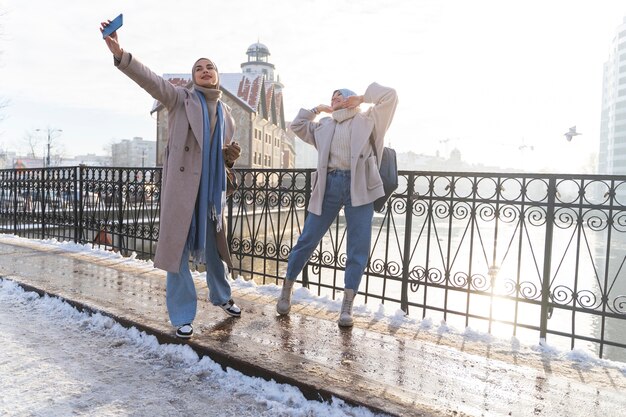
[1,236,625,417]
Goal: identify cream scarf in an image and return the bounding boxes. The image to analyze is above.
[193,86,222,138]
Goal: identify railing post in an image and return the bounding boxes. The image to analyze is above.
[12,170,18,236]
[301,169,312,288]
[400,172,415,313]
[539,176,556,343]
[73,166,79,243]
[77,166,84,244]
[41,168,47,239]
[116,169,125,253]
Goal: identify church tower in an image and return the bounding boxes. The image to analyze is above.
[241,42,283,90]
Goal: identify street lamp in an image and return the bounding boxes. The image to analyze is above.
[36,128,62,167]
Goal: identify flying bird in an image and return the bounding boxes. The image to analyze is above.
[564,126,581,142]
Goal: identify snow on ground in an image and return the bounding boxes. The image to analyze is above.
[1,234,625,417]
[0,278,387,417]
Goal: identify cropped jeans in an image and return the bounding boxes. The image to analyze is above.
[285,169,374,291]
[166,218,232,327]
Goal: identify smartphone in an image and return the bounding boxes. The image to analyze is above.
[102,13,123,38]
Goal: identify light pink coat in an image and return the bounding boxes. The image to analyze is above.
[116,52,236,272]
[290,82,398,215]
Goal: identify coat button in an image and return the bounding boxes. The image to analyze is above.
[185,146,190,151]
[179,167,185,172]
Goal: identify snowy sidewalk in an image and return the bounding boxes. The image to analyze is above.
[1,235,625,417]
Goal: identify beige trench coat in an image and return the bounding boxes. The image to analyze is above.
[290,82,398,216]
[116,52,236,273]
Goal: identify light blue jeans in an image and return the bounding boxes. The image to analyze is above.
[285,169,374,291]
[166,218,232,326]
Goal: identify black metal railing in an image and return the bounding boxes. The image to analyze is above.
[1,166,625,361]
[0,166,160,256]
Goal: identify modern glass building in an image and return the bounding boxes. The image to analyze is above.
[598,17,626,175]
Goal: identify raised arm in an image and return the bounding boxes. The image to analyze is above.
[100,20,179,110]
[290,109,321,148]
[363,82,398,139]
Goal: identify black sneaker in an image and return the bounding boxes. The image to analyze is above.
[220,299,241,317]
[176,323,193,339]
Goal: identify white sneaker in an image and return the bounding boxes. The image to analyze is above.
[176,323,193,339]
[220,299,241,317]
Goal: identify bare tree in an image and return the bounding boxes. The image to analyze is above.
[34,127,63,166]
[23,131,41,158]
[53,142,67,166]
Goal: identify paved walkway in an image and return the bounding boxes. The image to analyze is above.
[1,236,625,417]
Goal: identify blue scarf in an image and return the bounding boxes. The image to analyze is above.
[189,91,226,263]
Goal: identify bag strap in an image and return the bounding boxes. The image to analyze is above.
[368,131,379,164]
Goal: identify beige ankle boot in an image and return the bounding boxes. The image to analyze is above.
[276,279,295,315]
[338,289,356,327]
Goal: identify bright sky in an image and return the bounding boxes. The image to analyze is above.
[0,0,625,172]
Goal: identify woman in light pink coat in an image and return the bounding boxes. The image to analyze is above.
[101,20,242,340]
[277,84,398,326]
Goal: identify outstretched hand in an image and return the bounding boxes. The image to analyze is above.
[100,20,123,59]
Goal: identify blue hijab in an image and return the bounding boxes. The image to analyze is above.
[333,88,357,98]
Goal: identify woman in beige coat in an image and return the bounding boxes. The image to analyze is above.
[101,20,242,339]
[276,83,398,327]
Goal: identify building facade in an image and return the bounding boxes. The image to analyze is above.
[598,17,626,175]
[111,137,156,167]
[152,43,293,173]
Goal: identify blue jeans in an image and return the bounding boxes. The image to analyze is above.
[285,169,374,291]
[166,218,232,326]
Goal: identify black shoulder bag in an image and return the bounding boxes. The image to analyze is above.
[369,133,398,213]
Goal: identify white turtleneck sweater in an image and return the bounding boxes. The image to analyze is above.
[328,107,360,171]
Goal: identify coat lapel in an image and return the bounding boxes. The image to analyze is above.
[185,97,204,148]
[317,122,336,163]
